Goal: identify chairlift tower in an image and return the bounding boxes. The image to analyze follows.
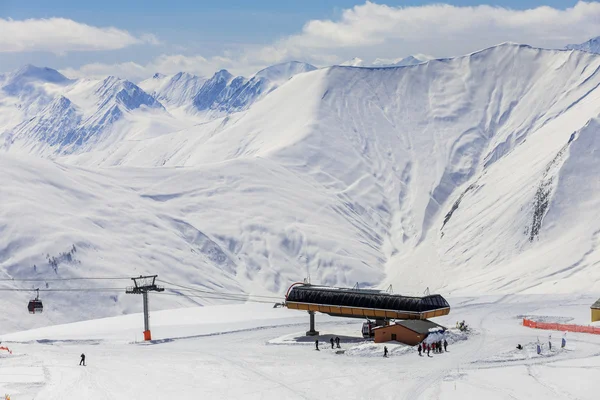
[126,275,164,341]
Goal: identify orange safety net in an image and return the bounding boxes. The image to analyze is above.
[522,318,600,334]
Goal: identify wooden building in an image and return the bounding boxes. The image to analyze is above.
[592,299,600,322]
[373,319,445,345]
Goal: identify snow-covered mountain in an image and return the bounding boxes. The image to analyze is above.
[340,57,365,66]
[0,61,317,158]
[139,71,207,108]
[340,54,432,67]
[4,43,600,331]
[192,69,244,111]
[1,69,172,156]
[566,36,600,53]
[192,61,316,114]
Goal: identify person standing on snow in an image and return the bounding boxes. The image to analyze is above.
[418,343,422,356]
[315,339,320,351]
[335,336,341,348]
[427,344,431,357]
[79,353,86,366]
[443,339,448,352]
[561,334,566,349]
[548,334,552,351]
[383,346,389,358]
[330,337,335,349]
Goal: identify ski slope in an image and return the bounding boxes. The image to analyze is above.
[1,295,599,399]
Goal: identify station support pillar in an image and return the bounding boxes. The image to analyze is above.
[306,311,319,336]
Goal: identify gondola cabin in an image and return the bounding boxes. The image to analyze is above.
[27,289,43,314]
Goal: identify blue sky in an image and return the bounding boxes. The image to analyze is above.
[0,1,595,80]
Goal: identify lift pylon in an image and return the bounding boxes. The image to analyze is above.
[126,275,164,341]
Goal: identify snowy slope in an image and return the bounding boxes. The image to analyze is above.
[0,151,385,332]
[3,44,600,331]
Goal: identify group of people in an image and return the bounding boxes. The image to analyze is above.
[315,337,341,351]
[384,339,449,358]
[417,339,448,357]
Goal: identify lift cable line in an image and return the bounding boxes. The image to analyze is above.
[156,292,278,304]
[0,286,281,300]
[162,289,281,302]
[2,275,289,338]
[0,286,281,305]
[0,287,125,292]
[156,279,283,300]
[165,287,282,300]
[0,277,130,281]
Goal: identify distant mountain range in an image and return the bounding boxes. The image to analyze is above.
[566,36,600,54]
[339,54,433,67]
[0,61,317,156]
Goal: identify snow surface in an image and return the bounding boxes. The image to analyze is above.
[1,295,599,399]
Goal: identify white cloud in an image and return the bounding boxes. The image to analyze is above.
[60,1,600,81]
[257,1,600,64]
[0,18,157,54]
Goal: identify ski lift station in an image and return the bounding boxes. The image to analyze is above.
[284,283,450,344]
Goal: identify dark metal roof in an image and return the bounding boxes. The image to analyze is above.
[592,299,600,309]
[394,319,445,335]
[286,285,450,313]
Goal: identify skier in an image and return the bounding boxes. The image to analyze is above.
[315,339,320,351]
[79,353,86,366]
[418,343,422,356]
[548,334,552,351]
[443,339,448,352]
[516,344,523,350]
[383,346,389,358]
[335,336,341,348]
[330,337,335,349]
[561,335,566,349]
[438,341,443,353]
[427,344,431,357]
[536,343,541,355]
